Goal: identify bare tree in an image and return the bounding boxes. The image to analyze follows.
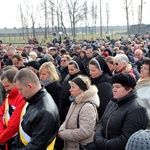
[138,0,146,33]
[122,0,133,38]
[65,0,86,37]
[83,1,88,35]
[17,2,30,40]
[106,1,110,34]
[28,5,39,38]
[43,0,48,39]
[99,0,103,37]
[17,4,25,40]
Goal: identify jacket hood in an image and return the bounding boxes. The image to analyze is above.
[75,85,100,108]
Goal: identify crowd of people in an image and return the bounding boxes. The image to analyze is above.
[0,33,150,150]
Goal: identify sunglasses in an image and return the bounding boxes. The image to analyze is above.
[109,61,114,64]
[61,60,67,62]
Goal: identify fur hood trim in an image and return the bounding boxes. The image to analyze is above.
[75,85,100,108]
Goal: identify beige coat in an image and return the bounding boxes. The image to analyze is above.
[59,85,100,150]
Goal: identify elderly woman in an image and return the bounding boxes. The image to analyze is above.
[114,54,140,81]
[94,73,148,150]
[58,75,99,150]
[136,59,150,127]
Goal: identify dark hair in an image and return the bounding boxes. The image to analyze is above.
[142,58,150,75]
[122,85,131,91]
[1,69,18,83]
[12,54,23,61]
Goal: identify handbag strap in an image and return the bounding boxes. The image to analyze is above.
[77,101,98,128]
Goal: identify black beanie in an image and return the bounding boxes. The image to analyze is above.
[112,73,136,88]
[72,76,88,91]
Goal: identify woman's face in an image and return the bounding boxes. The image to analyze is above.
[112,83,131,99]
[39,68,50,80]
[69,82,83,97]
[140,64,150,78]
[89,64,102,78]
[106,62,115,71]
[68,64,79,75]
[114,60,125,72]
[60,57,69,67]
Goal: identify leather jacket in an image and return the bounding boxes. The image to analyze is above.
[12,88,60,150]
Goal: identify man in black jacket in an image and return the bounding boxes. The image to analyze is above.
[12,68,60,150]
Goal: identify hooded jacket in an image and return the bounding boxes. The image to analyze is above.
[59,85,99,150]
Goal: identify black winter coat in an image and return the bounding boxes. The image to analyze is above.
[12,88,60,150]
[94,90,148,150]
[45,82,62,109]
[58,66,69,85]
[91,73,113,119]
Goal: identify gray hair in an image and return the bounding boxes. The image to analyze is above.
[114,54,129,64]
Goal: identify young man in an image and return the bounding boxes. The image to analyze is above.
[12,68,60,150]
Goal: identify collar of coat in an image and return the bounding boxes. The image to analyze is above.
[74,85,100,108]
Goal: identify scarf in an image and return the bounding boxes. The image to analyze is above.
[136,77,150,89]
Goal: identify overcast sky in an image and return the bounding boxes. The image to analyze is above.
[0,0,150,29]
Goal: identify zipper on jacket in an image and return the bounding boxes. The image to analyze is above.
[105,104,118,139]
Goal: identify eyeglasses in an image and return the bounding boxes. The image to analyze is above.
[141,66,149,71]
[61,60,67,62]
[13,61,19,66]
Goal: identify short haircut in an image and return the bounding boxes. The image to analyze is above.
[2,66,18,73]
[39,62,59,82]
[142,58,150,75]
[1,69,18,83]
[13,68,40,86]
[12,54,23,61]
[134,49,143,55]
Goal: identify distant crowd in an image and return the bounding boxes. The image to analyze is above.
[0,33,150,150]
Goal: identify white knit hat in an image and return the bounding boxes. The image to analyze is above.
[125,129,150,150]
[29,51,37,57]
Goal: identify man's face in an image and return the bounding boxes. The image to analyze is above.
[1,78,15,93]
[12,57,23,69]
[7,51,14,59]
[15,81,31,99]
[50,50,57,56]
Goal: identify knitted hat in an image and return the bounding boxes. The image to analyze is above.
[125,130,150,150]
[112,73,136,88]
[29,51,37,57]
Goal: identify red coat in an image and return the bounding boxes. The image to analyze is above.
[0,87,26,144]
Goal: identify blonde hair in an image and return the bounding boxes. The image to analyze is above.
[39,62,59,82]
[105,56,114,63]
[61,55,71,61]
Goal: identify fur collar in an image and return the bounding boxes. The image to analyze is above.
[75,85,100,108]
[136,77,150,89]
